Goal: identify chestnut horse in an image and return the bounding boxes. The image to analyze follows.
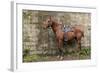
[43,16,84,59]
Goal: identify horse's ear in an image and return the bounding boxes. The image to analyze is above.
[48,16,54,20]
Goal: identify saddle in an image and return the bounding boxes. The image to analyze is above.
[62,27,72,41]
[63,27,71,32]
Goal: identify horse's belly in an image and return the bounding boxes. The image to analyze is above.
[64,32,75,41]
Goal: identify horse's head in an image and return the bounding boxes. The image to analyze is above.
[43,16,53,29]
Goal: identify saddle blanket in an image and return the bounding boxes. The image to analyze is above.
[63,27,71,32]
[63,27,72,41]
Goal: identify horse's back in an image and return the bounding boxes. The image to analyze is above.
[72,25,84,33]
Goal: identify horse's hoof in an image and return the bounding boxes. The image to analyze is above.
[60,56,64,60]
[57,55,60,58]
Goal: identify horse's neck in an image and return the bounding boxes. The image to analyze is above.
[51,21,61,34]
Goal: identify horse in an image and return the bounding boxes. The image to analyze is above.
[43,16,84,60]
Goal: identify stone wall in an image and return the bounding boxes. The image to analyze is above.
[23,10,91,55]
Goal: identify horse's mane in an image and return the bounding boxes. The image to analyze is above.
[52,20,63,27]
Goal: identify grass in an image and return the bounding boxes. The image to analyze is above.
[23,48,91,62]
[23,54,49,62]
[79,48,91,59]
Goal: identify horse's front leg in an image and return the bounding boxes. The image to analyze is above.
[57,39,64,60]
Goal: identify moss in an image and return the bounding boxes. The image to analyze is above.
[23,48,30,57]
[23,54,49,62]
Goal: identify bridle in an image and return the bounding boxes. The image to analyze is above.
[47,19,53,28]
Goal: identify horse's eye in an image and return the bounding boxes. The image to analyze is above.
[48,21,50,23]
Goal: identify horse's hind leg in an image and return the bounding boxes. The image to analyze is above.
[77,40,81,51]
